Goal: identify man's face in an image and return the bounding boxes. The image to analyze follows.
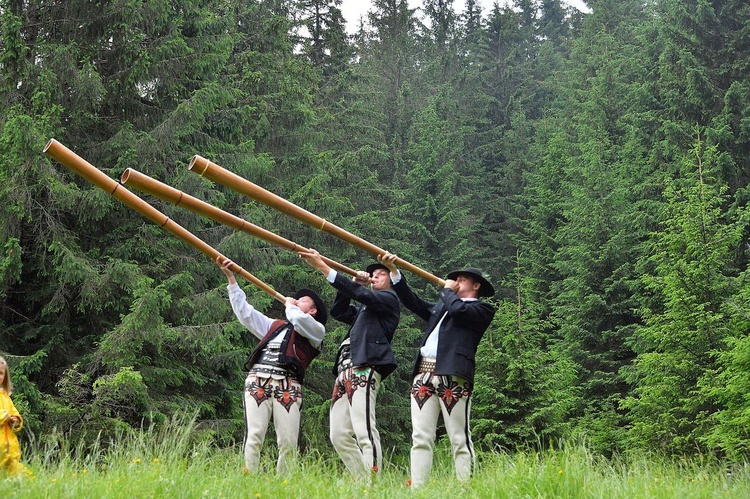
[296,295,318,317]
[370,269,392,290]
[455,275,480,298]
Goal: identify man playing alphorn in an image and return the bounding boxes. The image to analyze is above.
[217,257,327,475]
[381,252,496,488]
[298,249,400,480]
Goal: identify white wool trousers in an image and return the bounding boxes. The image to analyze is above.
[242,374,302,474]
[329,365,382,480]
[409,372,474,487]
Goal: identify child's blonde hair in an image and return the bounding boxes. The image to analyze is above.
[0,356,12,394]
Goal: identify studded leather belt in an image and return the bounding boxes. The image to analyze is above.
[418,358,437,373]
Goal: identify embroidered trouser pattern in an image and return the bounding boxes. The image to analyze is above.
[242,375,302,474]
[329,365,382,480]
[410,372,474,487]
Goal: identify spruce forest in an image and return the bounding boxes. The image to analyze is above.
[2,0,750,463]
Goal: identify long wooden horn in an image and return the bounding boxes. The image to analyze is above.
[43,139,285,303]
[189,155,445,286]
[120,168,357,276]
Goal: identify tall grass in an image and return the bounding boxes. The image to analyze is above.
[1,415,748,498]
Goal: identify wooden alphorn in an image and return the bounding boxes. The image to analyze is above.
[121,168,357,277]
[43,139,285,303]
[189,155,445,286]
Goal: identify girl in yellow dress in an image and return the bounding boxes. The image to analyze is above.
[0,356,31,478]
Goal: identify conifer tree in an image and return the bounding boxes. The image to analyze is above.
[655,0,750,193]
[357,0,422,183]
[0,0,327,442]
[624,134,745,454]
[298,0,350,76]
[519,0,659,452]
[707,264,750,457]
[421,0,460,81]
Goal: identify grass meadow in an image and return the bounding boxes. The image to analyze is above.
[1,416,749,498]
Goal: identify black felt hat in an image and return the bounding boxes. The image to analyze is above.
[445,268,495,298]
[366,262,391,276]
[294,288,328,325]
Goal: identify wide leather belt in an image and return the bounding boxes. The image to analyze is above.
[418,358,437,373]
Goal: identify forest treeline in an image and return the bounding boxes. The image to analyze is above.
[2,0,750,460]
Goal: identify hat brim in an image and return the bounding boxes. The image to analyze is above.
[445,269,494,298]
[294,288,328,325]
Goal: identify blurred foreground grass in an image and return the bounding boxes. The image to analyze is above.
[1,415,747,498]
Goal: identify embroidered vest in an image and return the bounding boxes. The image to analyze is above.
[243,320,321,382]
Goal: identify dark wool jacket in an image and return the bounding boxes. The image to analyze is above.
[392,275,496,384]
[244,319,321,383]
[329,272,401,379]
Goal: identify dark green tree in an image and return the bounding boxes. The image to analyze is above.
[473,252,579,449]
[518,0,659,453]
[357,0,422,182]
[0,0,329,446]
[655,0,750,193]
[297,0,351,77]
